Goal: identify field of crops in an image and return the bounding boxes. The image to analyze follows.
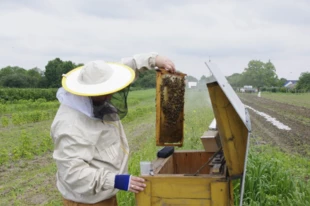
[0,89,309,205]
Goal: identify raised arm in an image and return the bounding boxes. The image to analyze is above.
[121,52,176,81]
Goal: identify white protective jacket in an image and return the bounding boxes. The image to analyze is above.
[50,53,157,203]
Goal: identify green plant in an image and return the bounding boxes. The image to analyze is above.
[1,116,9,127]
[234,146,310,206]
[12,131,33,159]
[0,149,9,165]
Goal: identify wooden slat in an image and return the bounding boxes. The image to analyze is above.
[211,181,229,206]
[157,155,174,174]
[173,151,214,174]
[147,176,215,199]
[135,180,152,206]
[152,157,171,174]
[155,71,163,146]
[201,130,220,152]
[229,181,234,206]
[152,197,211,206]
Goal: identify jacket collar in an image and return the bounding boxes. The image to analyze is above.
[56,87,94,118]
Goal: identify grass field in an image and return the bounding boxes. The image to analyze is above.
[251,92,310,108]
[0,89,309,205]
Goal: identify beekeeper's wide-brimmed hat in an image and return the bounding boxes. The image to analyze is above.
[61,60,135,96]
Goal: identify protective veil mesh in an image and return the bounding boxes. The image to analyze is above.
[92,86,130,121]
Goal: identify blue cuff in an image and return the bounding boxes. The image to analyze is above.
[114,175,131,191]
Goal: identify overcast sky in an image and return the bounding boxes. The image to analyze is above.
[1,0,309,80]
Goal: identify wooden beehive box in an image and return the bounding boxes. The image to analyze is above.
[136,63,251,206]
[155,69,186,146]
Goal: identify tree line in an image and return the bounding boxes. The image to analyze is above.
[0,58,82,88]
[226,60,310,92]
[0,58,159,89]
[0,58,309,91]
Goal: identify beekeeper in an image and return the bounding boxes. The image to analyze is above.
[50,53,175,206]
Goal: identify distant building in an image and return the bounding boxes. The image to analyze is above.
[284,80,298,89]
[188,81,197,89]
[242,85,257,93]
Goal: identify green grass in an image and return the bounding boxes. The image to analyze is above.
[235,143,310,206]
[260,92,310,108]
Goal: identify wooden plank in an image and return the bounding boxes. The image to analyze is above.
[229,181,234,206]
[211,181,229,206]
[135,180,152,206]
[173,151,214,174]
[155,71,162,146]
[155,69,186,146]
[147,176,215,199]
[152,156,174,174]
[158,155,174,174]
[207,82,248,176]
[201,130,220,152]
[152,197,211,206]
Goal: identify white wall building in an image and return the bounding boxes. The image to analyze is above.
[188,81,197,89]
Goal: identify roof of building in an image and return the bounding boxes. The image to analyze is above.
[284,80,298,87]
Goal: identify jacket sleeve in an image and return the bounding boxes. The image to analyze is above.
[53,132,115,195]
[121,52,158,81]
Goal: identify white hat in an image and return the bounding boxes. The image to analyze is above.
[61,60,135,96]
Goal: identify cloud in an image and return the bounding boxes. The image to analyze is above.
[0,0,309,80]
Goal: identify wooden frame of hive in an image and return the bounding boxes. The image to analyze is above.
[155,69,186,146]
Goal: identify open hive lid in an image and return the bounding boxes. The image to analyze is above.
[205,62,251,178]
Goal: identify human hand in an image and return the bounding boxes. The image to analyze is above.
[155,55,176,73]
[128,176,146,193]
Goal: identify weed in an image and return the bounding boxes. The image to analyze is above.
[1,116,9,127]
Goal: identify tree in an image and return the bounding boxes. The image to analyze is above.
[26,67,44,88]
[186,75,198,82]
[227,73,243,87]
[241,60,278,88]
[0,66,26,78]
[296,72,310,91]
[44,58,78,88]
[131,70,156,88]
[263,60,278,86]
[198,75,208,89]
[276,78,287,87]
[0,66,30,88]
[1,74,30,88]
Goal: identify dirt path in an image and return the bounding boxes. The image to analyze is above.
[239,94,310,157]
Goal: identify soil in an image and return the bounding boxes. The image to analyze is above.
[239,94,310,157]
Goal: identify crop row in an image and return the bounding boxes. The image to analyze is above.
[0,100,59,116]
[0,88,155,102]
[0,100,156,165]
[0,88,58,102]
[0,130,53,165]
[0,104,150,128]
[1,110,57,127]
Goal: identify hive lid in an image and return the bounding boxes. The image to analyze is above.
[205,62,251,178]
